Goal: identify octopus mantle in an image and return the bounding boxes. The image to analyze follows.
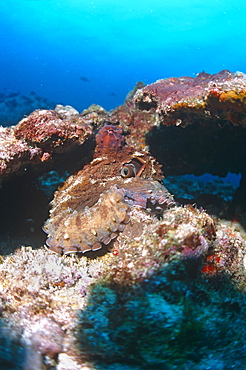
[43,125,175,254]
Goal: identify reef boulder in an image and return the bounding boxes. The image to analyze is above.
[134,70,246,127]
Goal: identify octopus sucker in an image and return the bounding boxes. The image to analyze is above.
[49,245,63,254]
[108,222,119,233]
[118,224,126,232]
[91,242,102,251]
[44,125,175,254]
[64,246,79,254]
[101,236,113,245]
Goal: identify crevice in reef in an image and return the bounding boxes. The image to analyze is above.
[147,121,246,225]
[163,173,241,221]
[0,171,49,254]
[147,120,246,177]
[134,93,158,111]
[0,138,95,255]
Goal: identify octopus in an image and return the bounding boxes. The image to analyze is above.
[43,125,175,254]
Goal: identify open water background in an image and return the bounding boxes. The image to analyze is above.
[1,0,246,111]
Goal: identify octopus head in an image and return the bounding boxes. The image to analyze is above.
[95,125,125,151]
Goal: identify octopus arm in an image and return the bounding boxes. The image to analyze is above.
[119,178,175,211]
[43,186,130,254]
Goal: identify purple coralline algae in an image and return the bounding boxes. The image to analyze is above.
[0,107,93,187]
[134,70,246,127]
[14,109,92,151]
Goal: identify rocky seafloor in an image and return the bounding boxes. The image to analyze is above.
[0,91,55,127]
[1,70,246,369]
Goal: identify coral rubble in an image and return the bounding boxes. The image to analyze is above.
[0,247,104,369]
[1,206,246,369]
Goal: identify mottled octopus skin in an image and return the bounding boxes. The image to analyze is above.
[44,125,175,254]
[44,186,130,254]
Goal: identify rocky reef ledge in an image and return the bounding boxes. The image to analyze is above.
[0,71,246,369]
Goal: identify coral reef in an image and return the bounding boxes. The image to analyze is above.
[1,71,246,369]
[78,266,246,369]
[94,205,217,287]
[0,246,105,369]
[0,90,55,126]
[44,124,174,254]
[163,174,239,202]
[110,71,246,218]
[109,104,157,149]
[0,107,94,186]
[162,174,240,219]
[14,109,92,152]
[76,206,246,368]
[0,125,41,182]
[0,206,246,369]
[134,70,246,127]
[129,71,246,218]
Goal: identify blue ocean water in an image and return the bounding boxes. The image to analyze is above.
[1,0,246,111]
[184,172,241,187]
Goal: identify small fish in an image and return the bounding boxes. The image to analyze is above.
[80,76,90,82]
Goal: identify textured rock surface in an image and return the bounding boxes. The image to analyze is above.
[109,103,157,148]
[0,125,42,184]
[134,70,246,127]
[0,107,94,186]
[131,72,246,219]
[14,109,93,151]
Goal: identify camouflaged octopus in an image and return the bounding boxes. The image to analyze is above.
[43,125,175,254]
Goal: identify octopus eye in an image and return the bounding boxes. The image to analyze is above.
[121,163,136,178]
